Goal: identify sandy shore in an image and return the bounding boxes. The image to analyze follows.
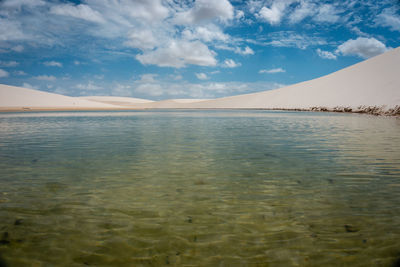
[1,47,399,115]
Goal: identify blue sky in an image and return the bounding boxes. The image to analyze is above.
[0,0,399,100]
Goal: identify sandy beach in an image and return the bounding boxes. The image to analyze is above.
[1,47,399,115]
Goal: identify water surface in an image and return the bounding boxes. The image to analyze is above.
[0,110,399,266]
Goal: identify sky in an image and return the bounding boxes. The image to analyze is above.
[0,0,399,100]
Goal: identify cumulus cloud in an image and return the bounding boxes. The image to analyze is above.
[0,69,9,78]
[124,28,158,50]
[195,73,209,80]
[223,59,241,68]
[316,48,337,60]
[235,46,254,55]
[0,0,237,70]
[375,8,400,32]
[336,37,389,58]
[259,68,285,74]
[44,61,62,67]
[35,75,56,81]
[136,40,217,68]
[175,0,234,24]
[215,45,255,56]
[256,1,290,25]
[254,1,345,25]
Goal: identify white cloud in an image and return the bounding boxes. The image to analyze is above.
[316,48,337,60]
[314,4,340,23]
[289,1,316,24]
[195,73,209,80]
[257,5,283,25]
[175,0,234,24]
[182,25,229,43]
[215,45,255,55]
[259,68,285,74]
[336,37,389,58]
[124,28,158,50]
[44,61,62,67]
[0,61,19,67]
[223,59,241,68]
[50,4,106,24]
[136,40,217,68]
[35,75,56,81]
[375,8,400,32]
[0,18,28,41]
[256,0,296,25]
[236,46,254,55]
[74,60,81,65]
[235,10,244,20]
[0,69,9,78]
[88,0,170,23]
[351,26,369,37]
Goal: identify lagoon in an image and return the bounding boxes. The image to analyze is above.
[0,110,399,266]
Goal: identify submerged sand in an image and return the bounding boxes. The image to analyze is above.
[1,47,399,114]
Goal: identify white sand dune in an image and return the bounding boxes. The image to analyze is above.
[79,96,154,106]
[141,47,400,112]
[0,84,122,111]
[0,47,399,113]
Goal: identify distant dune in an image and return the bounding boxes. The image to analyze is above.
[0,84,121,111]
[1,47,399,114]
[79,96,154,106]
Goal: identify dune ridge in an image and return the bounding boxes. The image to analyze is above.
[1,47,399,115]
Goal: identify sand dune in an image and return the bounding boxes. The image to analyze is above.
[79,96,154,107]
[0,84,122,111]
[0,47,399,114]
[141,47,400,113]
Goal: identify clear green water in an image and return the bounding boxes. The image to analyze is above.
[0,110,399,266]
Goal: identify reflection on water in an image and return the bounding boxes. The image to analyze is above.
[0,110,399,266]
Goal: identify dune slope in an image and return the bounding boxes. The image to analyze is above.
[176,47,400,111]
[0,84,121,110]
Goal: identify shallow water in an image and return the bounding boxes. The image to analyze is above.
[0,110,399,266]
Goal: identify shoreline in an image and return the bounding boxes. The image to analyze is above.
[1,105,399,116]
